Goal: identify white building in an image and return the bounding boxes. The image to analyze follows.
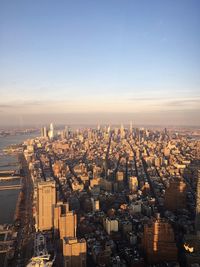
[104,218,118,235]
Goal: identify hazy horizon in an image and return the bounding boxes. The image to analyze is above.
[0,111,199,127]
[0,1,200,126]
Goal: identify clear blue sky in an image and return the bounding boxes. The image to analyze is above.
[0,0,200,126]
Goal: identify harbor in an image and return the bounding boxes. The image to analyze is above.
[0,169,22,262]
[0,177,21,224]
[0,132,37,266]
[0,171,22,191]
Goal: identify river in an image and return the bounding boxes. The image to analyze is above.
[0,132,38,224]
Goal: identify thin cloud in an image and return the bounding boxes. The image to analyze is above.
[0,102,29,109]
[128,97,200,104]
[165,99,200,107]
[0,99,71,114]
[128,97,161,102]
[0,100,48,109]
[21,100,42,106]
[0,104,13,108]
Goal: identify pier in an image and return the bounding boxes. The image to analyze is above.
[0,185,22,191]
[0,176,21,181]
[0,170,21,184]
[0,170,15,175]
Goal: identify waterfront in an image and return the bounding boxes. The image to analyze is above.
[0,133,38,224]
[0,133,38,169]
[0,187,20,224]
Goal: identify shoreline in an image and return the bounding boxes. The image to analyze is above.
[0,153,20,225]
[14,190,23,222]
[13,153,22,223]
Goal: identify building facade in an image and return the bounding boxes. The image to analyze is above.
[63,237,86,267]
[195,170,200,234]
[37,181,56,231]
[164,178,187,211]
[59,211,77,240]
[142,215,177,263]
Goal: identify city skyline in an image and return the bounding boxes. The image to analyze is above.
[0,0,200,126]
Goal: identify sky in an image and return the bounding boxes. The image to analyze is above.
[0,0,200,126]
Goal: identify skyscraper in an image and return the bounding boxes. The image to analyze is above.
[50,122,54,131]
[53,202,69,231]
[48,122,54,139]
[41,127,44,137]
[53,201,77,239]
[41,126,48,138]
[43,126,48,138]
[63,237,87,267]
[142,214,177,263]
[129,176,138,193]
[195,170,200,234]
[129,121,133,134]
[65,126,69,139]
[59,211,77,240]
[164,178,187,211]
[57,204,85,267]
[120,124,125,139]
[37,181,56,231]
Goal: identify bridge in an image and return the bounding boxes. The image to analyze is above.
[0,176,21,181]
[0,185,22,191]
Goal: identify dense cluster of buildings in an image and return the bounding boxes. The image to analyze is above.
[20,123,200,267]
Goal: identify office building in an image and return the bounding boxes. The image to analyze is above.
[53,201,77,239]
[129,176,138,192]
[164,178,187,211]
[129,121,133,134]
[37,181,56,231]
[41,126,48,138]
[48,122,54,139]
[59,211,77,240]
[53,202,69,231]
[142,214,177,263]
[104,218,118,235]
[195,170,200,234]
[91,198,100,211]
[63,237,87,267]
[120,124,125,139]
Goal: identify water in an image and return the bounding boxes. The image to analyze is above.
[0,133,37,170]
[0,132,38,224]
[0,188,20,224]
[0,180,20,186]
